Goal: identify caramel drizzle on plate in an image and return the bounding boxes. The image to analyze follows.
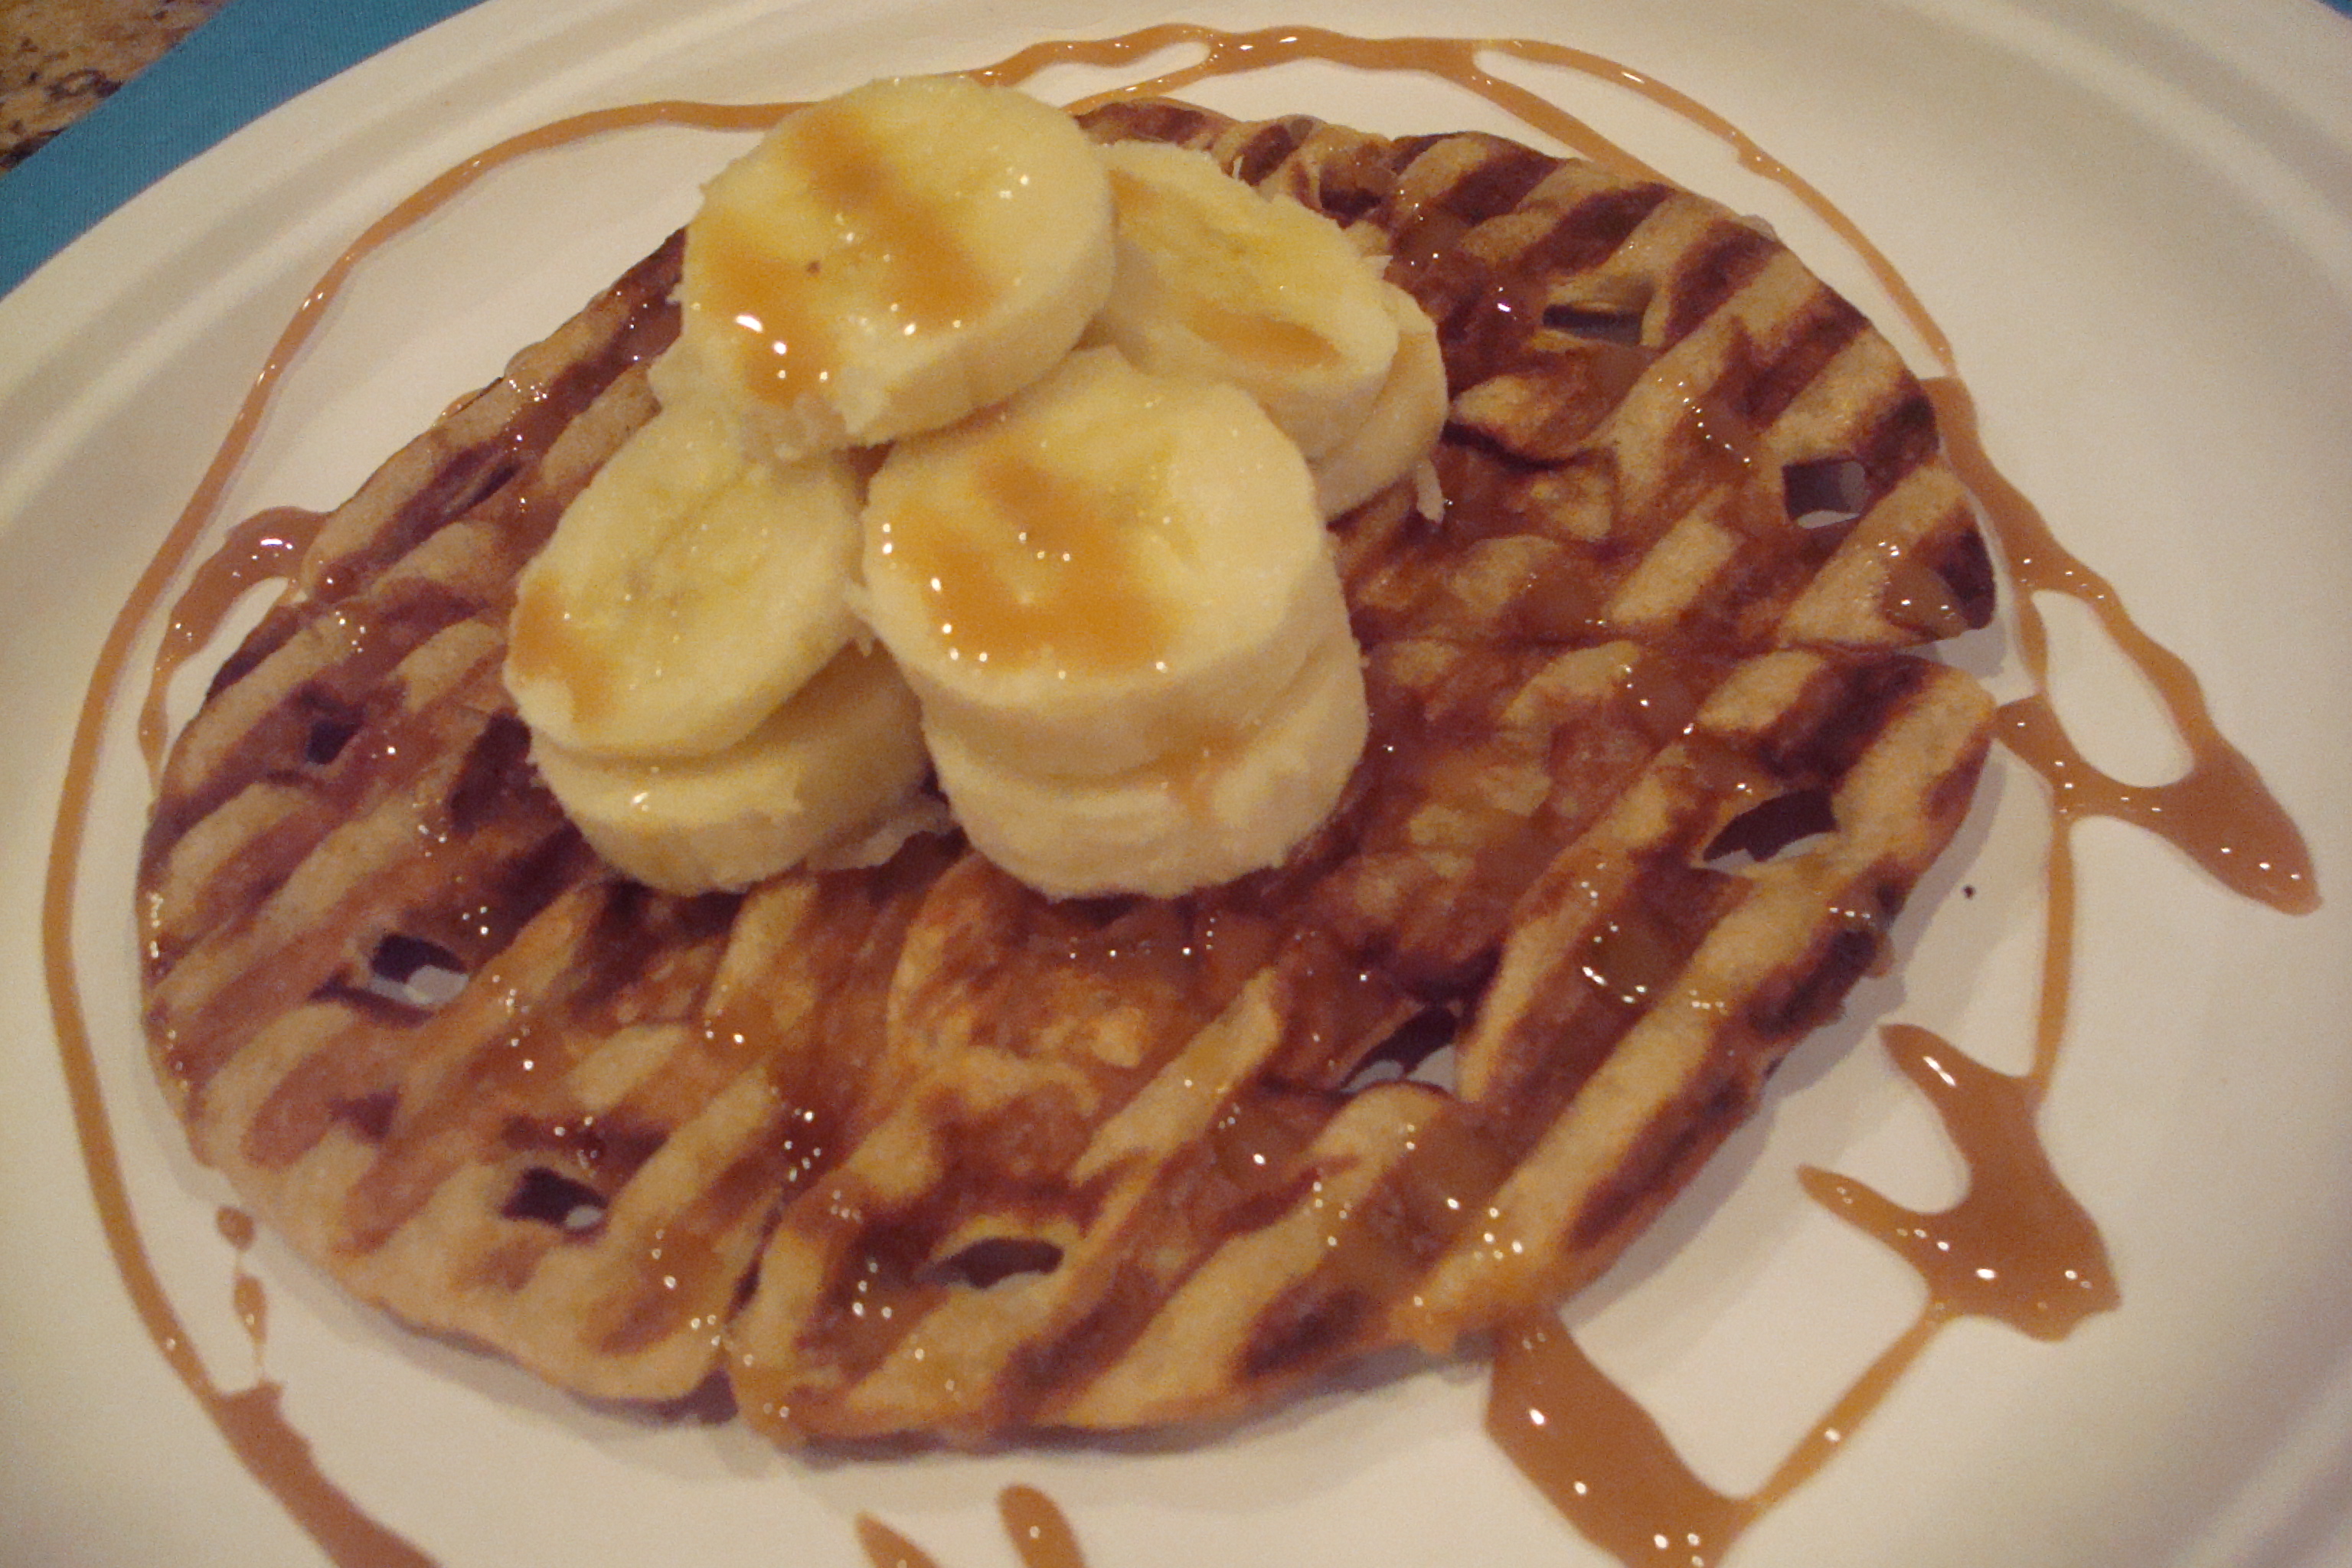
[136,505,325,781]
[976,24,1953,371]
[1489,1021,2120,1566]
[40,22,2314,1568]
[856,1486,1089,1568]
[1475,368,2316,1563]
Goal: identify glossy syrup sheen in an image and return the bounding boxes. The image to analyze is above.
[689,98,995,407]
[854,1486,1087,1568]
[136,505,324,781]
[884,441,1183,673]
[41,21,2315,1568]
[505,571,621,728]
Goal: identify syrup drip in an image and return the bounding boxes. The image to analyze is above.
[1802,1025,2115,1338]
[857,1514,942,1568]
[998,1483,1089,1568]
[138,505,324,780]
[218,1204,273,1364]
[974,24,1952,370]
[38,23,2312,1568]
[1926,377,2317,917]
[1488,1314,1750,1567]
[47,538,436,1564]
[1491,1022,2119,1564]
[856,1486,1089,1568]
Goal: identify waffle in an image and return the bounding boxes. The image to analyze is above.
[137,100,1996,1439]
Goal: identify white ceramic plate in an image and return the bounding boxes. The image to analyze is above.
[5,1,2350,1563]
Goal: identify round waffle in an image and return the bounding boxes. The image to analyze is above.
[137,100,1995,1442]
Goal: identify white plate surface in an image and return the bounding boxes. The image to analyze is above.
[4,1,2350,1565]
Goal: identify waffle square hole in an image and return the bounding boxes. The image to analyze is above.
[1782,457,1870,530]
[502,1166,608,1233]
[1543,303,1647,345]
[303,712,362,766]
[931,1237,1065,1289]
[1342,1006,1459,1095]
[363,933,469,1009]
[1702,787,1838,867]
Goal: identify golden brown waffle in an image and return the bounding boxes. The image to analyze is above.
[138,101,1995,1439]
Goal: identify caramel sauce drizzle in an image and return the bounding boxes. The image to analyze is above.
[856,1486,1088,1568]
[137,505,324,779]
[1928,377,2317,917]
[998,1482,1089,1568]
[1491,1021,2119,1566]
[975,25,1953,370]
[38,21,2314,1568]
[1803,1026,2116,1339]
[44,501,436,1561]
[857,1514,944,1568]
[1489,1314,1754,1568]
[1480,383,2314,1568]
[217,1204,273,1364]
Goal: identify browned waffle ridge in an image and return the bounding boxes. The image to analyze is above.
[137,101,1996,1440]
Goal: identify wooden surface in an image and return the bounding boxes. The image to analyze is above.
[2,0,229,175]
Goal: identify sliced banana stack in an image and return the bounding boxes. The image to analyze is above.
[1094,140,1447,517]
[860,348,1366,898]
[665,74,1117,464]
[502,78,1447,902]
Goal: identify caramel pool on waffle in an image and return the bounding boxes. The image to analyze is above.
[138,100,1995,1439]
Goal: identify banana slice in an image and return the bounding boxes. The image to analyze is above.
[671,75,1116,462]
[858,346,1345,781]
[529,642,930,894]
[506,394,863,759]
[927,624,1367,898]
[1309,282,1449,518]
[1093,139,1402,461]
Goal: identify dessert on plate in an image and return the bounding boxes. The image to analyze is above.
[136,81,1995,1446]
